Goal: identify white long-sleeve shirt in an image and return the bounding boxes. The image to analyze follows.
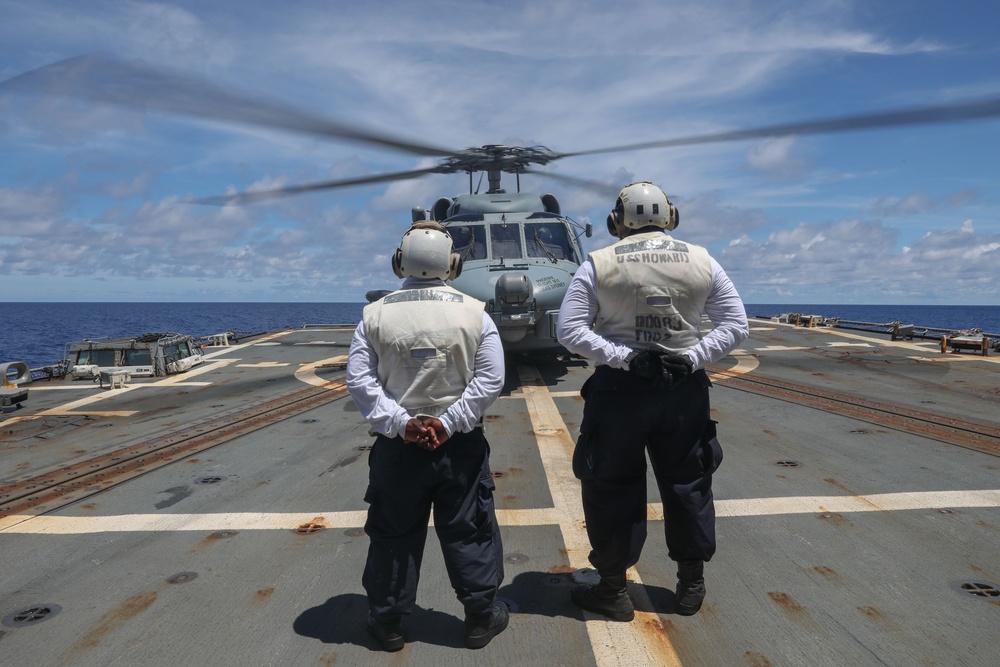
[557,255,749,370]
[346,278,505,439]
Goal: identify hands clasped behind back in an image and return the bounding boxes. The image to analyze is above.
[403,416,451,451]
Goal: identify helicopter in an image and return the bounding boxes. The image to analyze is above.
[404,149,593,351]
[3,55,1000,352]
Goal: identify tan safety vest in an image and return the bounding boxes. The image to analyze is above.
[362,285,484,417]
[589,231,714,354]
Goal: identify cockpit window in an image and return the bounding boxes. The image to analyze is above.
[448,224,487,261]
[525,222,576,262]
[76,349,116,366]
[122,349,152,365]
[489,224,523,259]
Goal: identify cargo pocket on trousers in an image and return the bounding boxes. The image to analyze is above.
[476,473,497,528]
[573,428,604,481]
[701,420,724,475]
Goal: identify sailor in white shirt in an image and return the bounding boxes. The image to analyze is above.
[346,221,508,651]
[557,182,749,621]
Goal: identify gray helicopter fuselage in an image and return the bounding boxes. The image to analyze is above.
[434,192,586,353]
[367,189,590,353]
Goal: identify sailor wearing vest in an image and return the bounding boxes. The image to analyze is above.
[556,182,749,621]
[346,221,508,652]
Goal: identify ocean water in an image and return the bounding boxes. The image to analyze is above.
[2,302,998,370]
[1,302,365,370]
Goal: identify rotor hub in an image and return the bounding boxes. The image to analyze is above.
[438,145,559,175]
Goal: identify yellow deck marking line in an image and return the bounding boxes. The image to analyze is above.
[294,355,348,388]
[713,489,1000,517]
[7,490,1000,535]
[16,385,99,391]
[514,364,683,667]
[905,355,969,363]
[0,360,238,422]
[237,362,290,368]
[293,340,348,345]
[0,511,367,533]
[15,385,142,418]
[547,390,582,398]
[200,331,294,359]
[707,354,758,381]
[535,353,758,401]
[153,359,236,384]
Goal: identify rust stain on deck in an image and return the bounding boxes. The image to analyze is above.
[73,591,159,650]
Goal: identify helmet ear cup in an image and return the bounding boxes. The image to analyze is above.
[391,247,405,278]
[606,201,627,238]
[449,252,463,280]
[606,212,619,238]
[666,203,679,231]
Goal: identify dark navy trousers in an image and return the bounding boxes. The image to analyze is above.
[362,428,504,622]
[573,366,723,576]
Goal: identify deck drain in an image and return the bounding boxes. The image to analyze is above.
[491,471,505,479]
[344,528,364,537]
[952,581,1000,599]
[195,476,225,484]
[166,572,198,584]
[3,604,62,627]
[357,445,373,451]
[300,419,319,424]
[850,428,872,434]
[776,460,800,468]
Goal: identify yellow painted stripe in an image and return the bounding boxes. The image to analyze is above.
[6,489,999,535]
[294,355,348,388]
[515,364,683,667]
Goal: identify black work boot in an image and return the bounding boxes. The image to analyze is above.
[675,559,706,616]
[465,600,510,649]
[571,573,635,622]
[367,613,404,652]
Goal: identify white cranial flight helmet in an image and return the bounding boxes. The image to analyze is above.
[607,181,679,237]
[392,221,463,280]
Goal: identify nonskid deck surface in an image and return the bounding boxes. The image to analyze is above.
[1,323,998,666]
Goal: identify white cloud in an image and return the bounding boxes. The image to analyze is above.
[1,0,997,302]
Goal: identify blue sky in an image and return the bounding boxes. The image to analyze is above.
[1,0,998,304]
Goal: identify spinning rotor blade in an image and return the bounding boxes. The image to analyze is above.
[557,96,1000,159]
[1,54,459,158]
[522,168,621,198]
[190,165,446,205]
